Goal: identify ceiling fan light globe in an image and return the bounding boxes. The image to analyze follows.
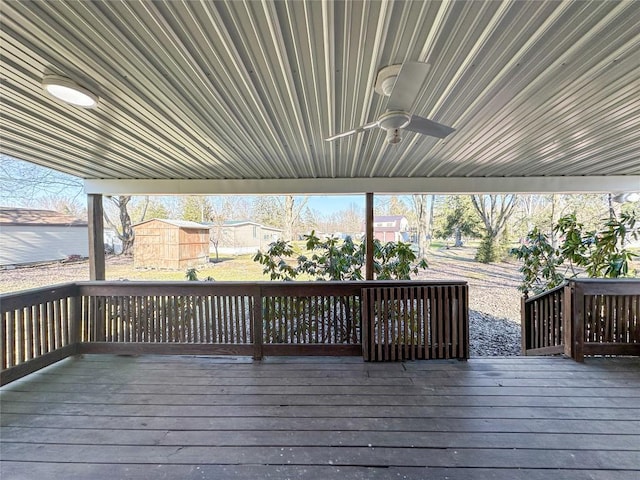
[386,129,402,144]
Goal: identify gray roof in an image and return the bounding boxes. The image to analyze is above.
[1,1,639,194]
[222,220,282,232]
[0,208,87,227]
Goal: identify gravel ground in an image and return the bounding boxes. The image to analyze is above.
[417,247,523,356]
[1,247,525,356]
[469,311,521,356]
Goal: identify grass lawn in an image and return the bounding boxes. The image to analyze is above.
[105,254,270,282]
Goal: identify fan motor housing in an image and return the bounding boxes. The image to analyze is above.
[378,111,411,131]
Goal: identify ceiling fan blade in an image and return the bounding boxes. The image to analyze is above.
[405,115,455,138]
[325,121,378,142]
[387,62,431,112]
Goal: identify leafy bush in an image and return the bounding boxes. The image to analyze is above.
[510,228,565,294]
[254,231,427,281]
[184,267,214,281]
[512,211,638,294]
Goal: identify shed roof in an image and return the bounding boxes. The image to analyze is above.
[1,1,639,194]
[0,208,87,227]
[372,215,408,233]
[133,218,209,230]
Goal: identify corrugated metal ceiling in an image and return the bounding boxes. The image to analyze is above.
[1,0,639,192]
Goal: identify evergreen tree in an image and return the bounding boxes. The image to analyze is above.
[179,196,211,223]
[435,196,482,247]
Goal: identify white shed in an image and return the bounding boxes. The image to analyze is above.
[0,208,89,266]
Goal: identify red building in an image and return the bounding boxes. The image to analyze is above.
[372,215,410,242]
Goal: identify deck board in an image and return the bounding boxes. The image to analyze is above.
[2,355,639,479]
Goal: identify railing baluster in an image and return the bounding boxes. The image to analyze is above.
[7,311,15,368]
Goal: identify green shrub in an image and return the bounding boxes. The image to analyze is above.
[254,231,427,281]
[512,211,638,294]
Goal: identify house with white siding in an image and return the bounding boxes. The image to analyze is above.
[213,220,282,255]
[0,208,88,266]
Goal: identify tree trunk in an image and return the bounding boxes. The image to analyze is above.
[412,194,431,259]
[283,195,295,242]
[139,196,150,223]
[428,195,435,241]
[454,228,463,247]
[282,195,308,242]
[550,194,559,250]
[103,195,134,256]
[118,196,134,255]
[471,194,517,263]
[608,193,617,220]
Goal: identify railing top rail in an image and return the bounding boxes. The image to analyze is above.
[569,278,640,295]
[2,280,469,305]
[524,282,568,304]
[524,278,640,303]
[74,280,468,287]
[76,280,467,297]
[568,278,640,284]
[77,282,261,297]
[0,282,78,300]
[0,283,78,312]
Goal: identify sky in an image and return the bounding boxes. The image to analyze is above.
[304,195,364,214]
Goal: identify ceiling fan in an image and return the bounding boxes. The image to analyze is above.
[326,62,455,145]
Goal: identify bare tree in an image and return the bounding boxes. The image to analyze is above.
[1,155,84,207]
[36,195,86,219]
[208,197,231,261]
[471,194,518,263]
[411,194,432,258]
[283,195,309,241]
[375,195,410,217]
[104,196,134,255]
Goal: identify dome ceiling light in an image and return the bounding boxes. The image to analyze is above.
[42,75,99,109]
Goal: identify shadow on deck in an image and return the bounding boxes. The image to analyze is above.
[1,354,639,479]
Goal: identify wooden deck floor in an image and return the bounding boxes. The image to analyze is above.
[1,354,639,480]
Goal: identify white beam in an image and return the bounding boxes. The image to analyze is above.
[84,176,640,195]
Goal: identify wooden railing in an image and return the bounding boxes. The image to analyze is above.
[1,284,80,384]
[259,283,365,356]
[1,280,469,384]
[521,283,568,356]
[76,283,259,357]
[522,279,640,361]
[362,284,468,361]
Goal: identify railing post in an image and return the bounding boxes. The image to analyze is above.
[563,284,573,358]
[87,194,106,281]
[573,282,585,362]
[252,287,263,361]
[361,288,370,361]
[521,291,529,355]
[365,193,374,280]
[463,284,470,360]
[70,291,82,353]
